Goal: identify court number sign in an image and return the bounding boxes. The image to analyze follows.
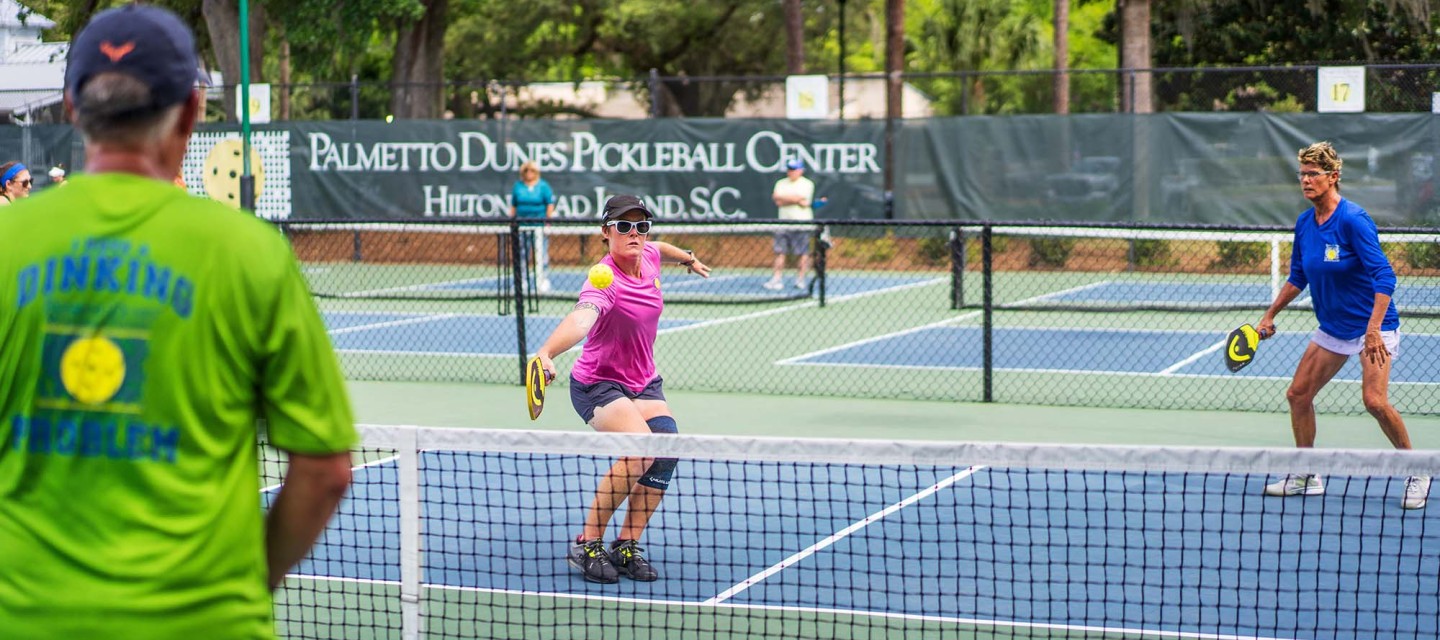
[1317,67,1365,113]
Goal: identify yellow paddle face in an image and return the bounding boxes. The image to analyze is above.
[526,357,547,420]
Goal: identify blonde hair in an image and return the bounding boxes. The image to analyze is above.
[519,161,540,177]
[1297,142,1342,174]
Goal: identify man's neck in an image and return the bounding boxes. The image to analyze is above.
[83,146,177,182]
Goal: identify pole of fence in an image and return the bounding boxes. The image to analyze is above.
[950,226,964,310]
[350,74,359,121]
[814,223,829,307]
[510,220,529,383]
[649,69,662,118]
[981,224,993,403]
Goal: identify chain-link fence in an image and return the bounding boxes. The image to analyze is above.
[281,219,1440,415]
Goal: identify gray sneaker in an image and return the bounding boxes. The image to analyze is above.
[1264,474,1325,497]
[1403,475,1431,510]
[567,538,619,584]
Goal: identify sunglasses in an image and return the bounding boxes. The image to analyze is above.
[14,180,30,188]
[605,220,652,235]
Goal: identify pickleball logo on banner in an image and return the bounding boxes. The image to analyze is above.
[39,331,149,412]
[202,139,266,208]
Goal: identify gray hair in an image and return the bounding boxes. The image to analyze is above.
[72,72,184,146]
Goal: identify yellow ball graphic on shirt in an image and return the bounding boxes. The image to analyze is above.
[61,336,126,405]
[588,263,615,289]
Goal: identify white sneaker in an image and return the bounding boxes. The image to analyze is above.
[537,278,552,294]
[762,279,783,291]
[1264,474,1325,497]
[793,280,806,290]
[1403,475,1431,510]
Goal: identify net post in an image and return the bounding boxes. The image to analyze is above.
[950,225,964,310]
[981,224,993,403]
[395,427,422,640]
[814,223,828,308]
[510,220,529,382]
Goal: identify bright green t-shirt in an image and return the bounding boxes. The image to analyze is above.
[0,173,357,639]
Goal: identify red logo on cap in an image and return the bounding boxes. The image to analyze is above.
[99,41,135,63]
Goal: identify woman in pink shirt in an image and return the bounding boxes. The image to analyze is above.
[535,194,711,584]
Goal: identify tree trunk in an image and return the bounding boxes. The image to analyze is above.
[279,39,291,121]
[390,0,449,119]
[1118,0,1151,113]
[783,0,805,74]
[201,0,264,121]
[883,0,904,217]
[1053,0,1069,114]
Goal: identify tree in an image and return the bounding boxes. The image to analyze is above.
[910,0,1043,114]
[1117,0,1150,113]
[784,0,805,74]
[390,0,447,118]
[1053,0,1069,113]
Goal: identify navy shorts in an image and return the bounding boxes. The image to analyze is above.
[569,375,666,424]
[772,230,811,256]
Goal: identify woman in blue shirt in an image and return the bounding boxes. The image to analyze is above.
[1256,142,1427,509]
[510,161,557,293]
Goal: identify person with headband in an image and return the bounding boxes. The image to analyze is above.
[0,6,356,638]
[0,161,33,204]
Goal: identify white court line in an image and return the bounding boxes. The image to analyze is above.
[1158,338,1230,375]
[776,311,981,365]
[775,281,1114,365]
[657,276,948,337]
[665,273,750,289]
[779,359,1440,386]
[261,454,399,493]
[281,575,1285,640]
[704,465,986,605]
[344,276,502,298]
[327,313,460,335]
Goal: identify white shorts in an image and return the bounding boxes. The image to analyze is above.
[1311,328,1400,358]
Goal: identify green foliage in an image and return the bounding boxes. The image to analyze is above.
[1131,239,1172,268]
[917,235,951,266]
[838,231,899,264]
[1213,241,1268,270]
[1027,237,1075,268]
[1405,243,1440,270]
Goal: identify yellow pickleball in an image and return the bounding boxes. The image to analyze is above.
[61,336,126,405]
[588,263,615,289]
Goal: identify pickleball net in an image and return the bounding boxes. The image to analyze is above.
[262,426,1440,639]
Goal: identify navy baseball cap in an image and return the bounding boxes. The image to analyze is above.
[65,5,203,110]
[602,195,654,220]
[786,159,805,170]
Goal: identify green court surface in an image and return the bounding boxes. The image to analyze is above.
[348,380,1440,450]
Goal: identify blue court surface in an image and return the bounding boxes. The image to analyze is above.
[388,270,939,300]
[1033,281,1440,314]
[781,326,1440,383]
[323,311,701,355]
[273,454,1440,638]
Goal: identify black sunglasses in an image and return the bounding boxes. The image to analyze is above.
[606,220,652,235]
[15,180,31,188]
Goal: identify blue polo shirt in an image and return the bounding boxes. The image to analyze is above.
[1287,198,1399,339]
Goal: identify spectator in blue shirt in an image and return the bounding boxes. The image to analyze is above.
[1256,141,1427,509]
[510,161,557,293]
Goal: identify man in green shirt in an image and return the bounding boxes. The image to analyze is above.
[0,7,357,639]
